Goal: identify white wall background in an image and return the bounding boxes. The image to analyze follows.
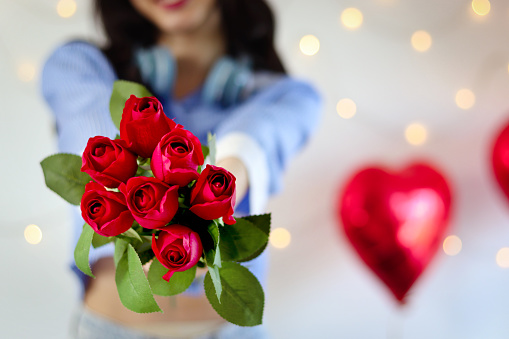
[2,0,509,338]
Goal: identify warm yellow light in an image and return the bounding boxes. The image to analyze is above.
[411,31,432,52]
[270,228,291,249]
[17,62,36,82]
[336,98,357,119]
[57,0,77,18]
[496,247,509,268]
[299,35,320,56]
[341,8,363,30]
[472,0,491,16]
[507,63,509,75]
[24,224,42,245]
[405,123,427,146]
[455,89,476,110]
[443,235,462,256]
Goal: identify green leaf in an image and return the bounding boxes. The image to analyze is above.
[137,248,155,266]
[207,132,216,165]
[148,259,197,296]
[118,227,142,244]
[115,134,120,140]
[40,153,91,205]
[74,224,95,278]
[219,218,268,262]
[201,144,210,162]
[109,80,153,130]
[204,262,264,326]
[134,238,154,265]
[205,221,221,267]
[114,238,129,267]
[235,214,271,263]
[115,244,162,313]
[208,264,222,301]
[92,232,113,249]
[204,221,222,300]
[242,214,271,235]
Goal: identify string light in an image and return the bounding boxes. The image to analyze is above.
[443,235,462,256]
[299,35,320,56]
[455,89,475,110]
[57,0,77,18]
[336,98,357,119]
[340,8,363,30]
[24,224,42,245]
[405,123,428,146]
[496,248,509,268]
[471,0,491,16]
[17,62,36,82]
[270,228,291,249]
[411,30,432,52]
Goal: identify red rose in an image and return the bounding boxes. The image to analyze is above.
[120,177,179,229]
[189,165,236,224]
[120,95,177,158]
[81,136,138,188]
[80,182,134,237]
[152,225,203,282]
[151,128,204,187]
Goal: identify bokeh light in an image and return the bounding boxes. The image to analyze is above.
[24,224,42,245]
[443,235,462,256]
[17,62,36,82]
[340,8,363,30]
[299,35,320,56]
[405,123,428,146]
[455,89,475,110]
[471,0,491,16]
[496,247,509,268]
[411,30,432,52]
[336,98,357,119]
[270,228,291,249]
[57,0,77,18]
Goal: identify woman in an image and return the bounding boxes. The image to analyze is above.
[42,0,321,338]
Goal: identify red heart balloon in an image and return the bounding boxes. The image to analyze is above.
[338,163,452,304]
[492,123,509,203]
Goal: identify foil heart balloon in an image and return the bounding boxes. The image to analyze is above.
[339,163,452,304]
[492,123,509,203]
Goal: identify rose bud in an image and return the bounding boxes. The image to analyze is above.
[152,225,203,282]
[120,177,179,229]
[151,127,204,187]
[80,182,134,237]
[120,95,177,158]
[189,165,236,225]
[81,136,138,188]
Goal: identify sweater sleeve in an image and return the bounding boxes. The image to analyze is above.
[214,76,322,210]
[41,41,119,285]
[41,41,118,153]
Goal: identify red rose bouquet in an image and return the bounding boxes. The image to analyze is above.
[41,81,270,326]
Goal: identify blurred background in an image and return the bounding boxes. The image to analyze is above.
[2,0,509,338]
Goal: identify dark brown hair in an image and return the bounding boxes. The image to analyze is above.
[94,0,286,83]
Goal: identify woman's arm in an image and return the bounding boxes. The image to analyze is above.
[41,41,120,288]
[215,76,323,215]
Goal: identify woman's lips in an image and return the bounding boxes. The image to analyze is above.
[157,0,189,10]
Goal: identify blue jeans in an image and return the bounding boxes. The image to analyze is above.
[70,306,270,339]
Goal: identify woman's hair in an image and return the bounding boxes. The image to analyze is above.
[94,0,286,82]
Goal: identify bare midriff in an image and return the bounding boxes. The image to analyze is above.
[84,257,225,325]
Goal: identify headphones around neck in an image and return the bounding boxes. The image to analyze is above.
[134,46,252,107]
